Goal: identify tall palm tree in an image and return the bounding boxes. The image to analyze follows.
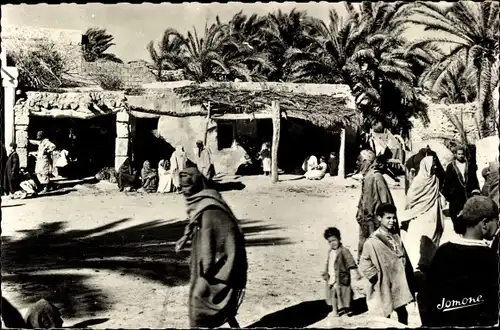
[261,9,318,81]
[284,2,429,136]
[285,9,363,84]
[403,1,500,137]
[82,28,122,63]
[147,28,186,80]
[176,22,229,82]
[218,11,276,81]
[422,56,477,104]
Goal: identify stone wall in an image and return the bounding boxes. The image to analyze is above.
[411,102,480,144]
[81,61,157,88]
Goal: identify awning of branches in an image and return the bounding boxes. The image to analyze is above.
[174,85,359,128]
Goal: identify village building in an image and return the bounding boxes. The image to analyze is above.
[8,81,360,178]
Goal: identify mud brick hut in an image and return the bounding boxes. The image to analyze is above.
[11,81,359,178]
[12,90,128,177]
[127,81,360,176]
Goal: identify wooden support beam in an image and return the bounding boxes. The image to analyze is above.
[203,101,211,146]
[271,101,280,183]
[338,127,346,178]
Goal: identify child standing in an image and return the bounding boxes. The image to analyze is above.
[322,227,361,317]
[359,203,414,325]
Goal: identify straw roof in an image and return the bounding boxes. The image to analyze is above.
[174,84,359,128]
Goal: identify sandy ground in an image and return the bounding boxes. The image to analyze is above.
[1,175,459,328]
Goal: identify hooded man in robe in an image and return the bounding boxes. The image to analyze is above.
[194,141,215,180]
[356,150,395,260]
[175,167,247,328]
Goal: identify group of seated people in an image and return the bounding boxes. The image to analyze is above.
[302,152,339,180]
[116,158,179,194]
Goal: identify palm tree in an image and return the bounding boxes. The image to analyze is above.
[285,2,430,136]
[82,28,122,63]
[147,28,186,80]
[218,11,276,81]
[423,57,477,104]
[175,22,229,83]
[261,9,318,81]
[403,1,500,137]
[285,9,363,84]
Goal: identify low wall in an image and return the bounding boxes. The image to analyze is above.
[411,102,480,145]
[81,61,157,88]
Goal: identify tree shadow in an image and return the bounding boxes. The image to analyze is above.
[1,203,25,208]
[246,300,332,328]
[37,189,77,198]
[1,217,292,319]
[214,181,246,192]
[70,318,109,328]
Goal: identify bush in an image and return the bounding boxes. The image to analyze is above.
[95,72,124,90]
[7,39,67,90]
[124,86,146,95]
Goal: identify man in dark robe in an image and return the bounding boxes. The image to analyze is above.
[356,150,395,260]
[442,146,480,234]
[0,141,7,195]
[3,143,20,196]
[175,167,247,328]
[418,196,499,327]
[327,152,339,177]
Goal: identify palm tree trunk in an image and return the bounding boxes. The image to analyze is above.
[271,101,280,183]
[476,58,494,138]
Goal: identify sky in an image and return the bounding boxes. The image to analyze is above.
[2,2,447,63]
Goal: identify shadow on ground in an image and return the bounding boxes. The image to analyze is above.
[247,300,332,328]
[2,217,292,319]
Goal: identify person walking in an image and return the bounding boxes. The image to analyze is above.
[356,150,395,259]
[442,145,480,234]
[194,141,215,180]
[400,156,444,276]
[34,131,56,193]
[175,167,247,328]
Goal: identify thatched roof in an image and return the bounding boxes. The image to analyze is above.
[173,82,359,128]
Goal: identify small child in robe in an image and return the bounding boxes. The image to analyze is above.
[321,227,362,317]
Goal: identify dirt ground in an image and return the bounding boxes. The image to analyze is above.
[1,175,459,328]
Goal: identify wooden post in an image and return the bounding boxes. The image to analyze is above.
[271,101,280,183]
[203,101,211,146]
[338,127,346,178]
[1,51,18,148]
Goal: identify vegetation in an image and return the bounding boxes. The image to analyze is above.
[82,28,123,63]
[95,72,124,91]
[7,39,67,90]
[143,2,499,138]
[403,1,499,138]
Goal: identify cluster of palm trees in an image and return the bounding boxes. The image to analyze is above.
[100,2,493,138]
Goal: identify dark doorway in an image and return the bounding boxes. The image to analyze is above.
[28,114,116,178]
[130,116,174,169]
[217,121,235,150]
